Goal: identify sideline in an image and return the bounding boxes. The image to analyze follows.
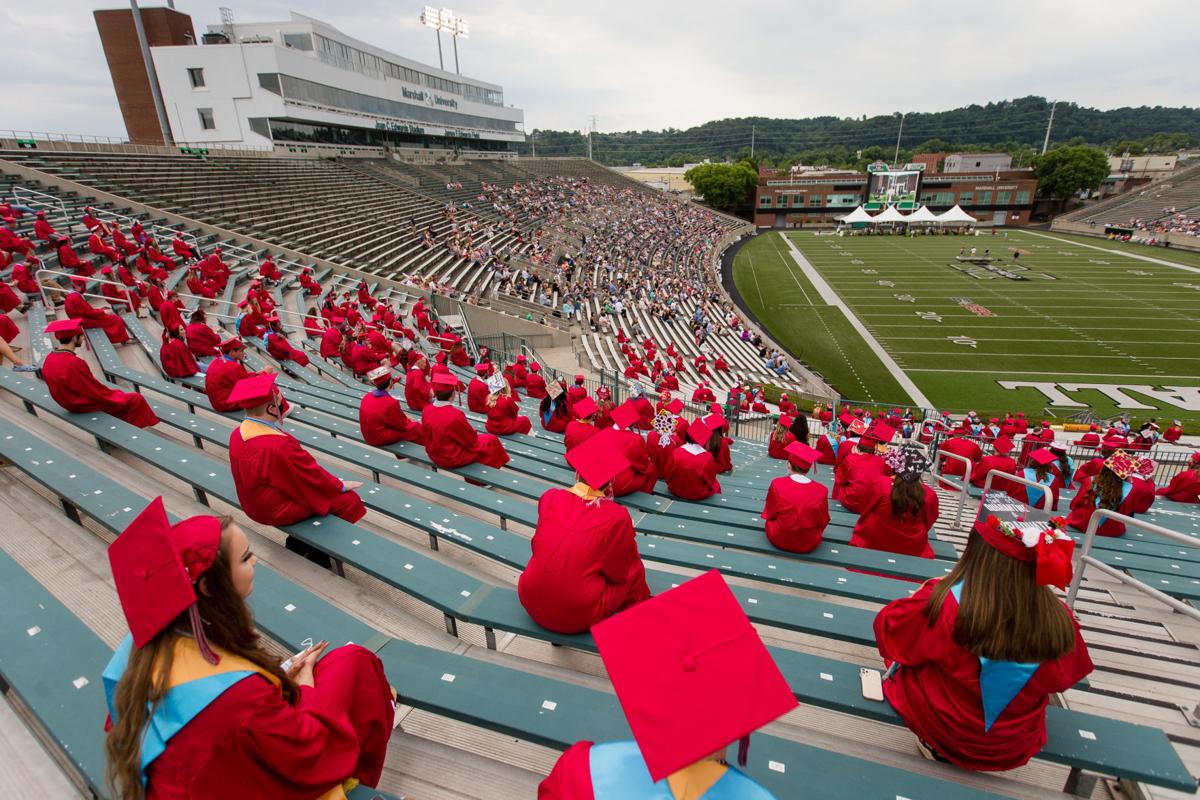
[778,232,932,408]
[1025,230,1200,275]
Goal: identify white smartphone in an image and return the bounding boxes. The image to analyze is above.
[860,667,884,702]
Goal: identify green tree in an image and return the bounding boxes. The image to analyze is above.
[1032,145,1109,205]
[684,161,759,212]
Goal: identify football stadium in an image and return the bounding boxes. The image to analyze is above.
[0,3,1198,799]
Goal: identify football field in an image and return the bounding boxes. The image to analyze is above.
[731,229,1200,424]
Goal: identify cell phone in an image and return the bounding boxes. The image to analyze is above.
[860,667,884,702]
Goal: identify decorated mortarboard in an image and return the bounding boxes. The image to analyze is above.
[687,418,714,446]
[107,497,221,650]
[1047,440,1068,452]
[784,441,821,470]
[652,410,677,445]
[992,436,1015,455]
[592,571,799,781]
[838,412,855,427]
[366,366,391,383]
[847,418,868,437]
[486,374,507,393]
[882,444,932,481]
[566,428,630,488]
[1028,448,1057,468]
[665,398,685,415]
[44,318,84,339]
[227,373,279,408]
[431,372,460,389]
[547,382,565,400]
[610,401,641,430]
[574,396,598,419]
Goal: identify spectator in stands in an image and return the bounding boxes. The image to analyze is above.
[665,418,721,501]
[539,570,798,797]
[833,422,893,513]
[484,374,532,436]
[767,415,797,460]
[850,445,938,560]
[540,382,573,434]
[874,514,1091,771]
[518,429,651,634]
[1068,450,1155,537]
[359,366,424,447]
[40,319,158,427]
[185,309,221,367]
[762,442,829,553]
[1157,452,1200,504]
[607,402,658,496]
[421,373,510,469]
[160,324,200,378]
[103,497,394,799]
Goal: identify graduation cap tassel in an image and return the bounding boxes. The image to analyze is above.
[189,603,220,665]
[737,735,750,767]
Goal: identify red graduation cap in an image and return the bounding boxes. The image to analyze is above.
[784,441,821,470]
[838,411,855,427]
[703,413,727,432]
[778,415,794,429]
[108,497,221,649]
[566,428,630,488]
[474,363,490,375]
[863,421,896,444]
[687,418,714,446]
[665,398,685,415]
[1040,420,1052,428]
[992,436,1015,455]
[610,401,641,429]
[431,372,460,389]
[516,354,526,362]
[573,374,585,384]
[219,337,244,353]
[592,570,799,781]
[1028,448,1057,467]
[227,373,278,409]
[44,318,84,340]
[573,396,598,419]
[709,402,723,415]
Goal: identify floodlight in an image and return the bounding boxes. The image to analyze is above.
[420,6,440,28]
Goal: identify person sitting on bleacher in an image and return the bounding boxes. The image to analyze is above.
[850,445,938,560]
[936,429,982,490]
[259,255,284,283]
[111,224,141,258]
[1008,449,1061,511]
[421,372,510,469]
[690,380,715,404]
[87,229,121,264]
[834,421,893,513]
[1157,452,1200,503]
[1163,419,1183,443]
[539,570,798,799]
[466,362,492,413]
[1077,423,1102,449]
[1067,450,1154,537]
[298,266,321,296]
[360,365,425,447]
[186,309,221,366]
[606,401,659,496]
[99,266,140,315]
[264,317,311,368]
[55,235,95,285]
[540,382,573,433]
[704,412,734,474]
[404,352,432,412]
[777,392,796,416]
[874,515,1092,771]
[62,287,130,344]
[519,428,651,634]
[767,415,797,460]
[32,210,57,244]
[41,318,159,427]
[762,442,829,554]
[484,373,532,436]
[80,206,109,235]
[161,324,200,378]
[646,403,686,476]
[103,497,395,799]
[665,418,721,501]
[510,353,529,387]
[566,373,588,412]
[0,216,35,260]
[523,361,548,399]
[206,337,276,413]
[970,436,1018,493]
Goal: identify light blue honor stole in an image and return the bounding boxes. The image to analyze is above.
[951,583,1039,732]
[103,634,267,785]
[826,433,839,456]
[1021,468,1053,508]
[589,741,774,800]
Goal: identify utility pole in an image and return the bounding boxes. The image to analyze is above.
[750,124,755,159]
[530,131,536,157]
[893,112,905,165]
[1041,100,1058,154]
[587,114,598,161]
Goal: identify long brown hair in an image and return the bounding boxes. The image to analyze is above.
[106,518,297,799]
[927,530,1077,662]
[770,421,789,444]
[1093,467,1123,510]
[889,475,925,522]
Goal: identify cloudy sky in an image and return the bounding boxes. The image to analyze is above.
[4,0,1196,140]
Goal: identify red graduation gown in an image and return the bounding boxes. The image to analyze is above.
[969,455,1018,492]
[420,402,510,469]
[815,433,838,465]
[404,368,432,412]
[833,450,888,513]
[64,291,129,344]
[159,299,184,334]
[485,394,532,436]
[267,332,311,367]
[319,328,343,360]
[466,378,489,413]
[665,445,720,501]
[609,428,657,496]
[229,420,365,525]
[0,314,17,344]
[1067,476,1141,537]
[1157,469,1200,503]
[0,281,20,313]
[359,389,424,447]
[205,357,254,413]
[1077,432,1101,448]
[849,477,938,558]
[145,644,393,799]
[160,338,199,378]
[762,475,829,553]
[564,419,599,452]
[937,437,982,489]
[517,488,651,634]
[41,351,159,428]
[185,323,221,359]
[524,373,548,399]
[645,430,682,477]
[875,581,1092,771]
[767,431,797,460]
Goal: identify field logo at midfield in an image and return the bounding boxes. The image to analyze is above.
[999,382,1200,411]
[950,261,1057,282]
[952,298,997,317]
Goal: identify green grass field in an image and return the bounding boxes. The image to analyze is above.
[732,229,1200,425]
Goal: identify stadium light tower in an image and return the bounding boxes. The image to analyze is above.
[420,6,445,71]
[420,7,469,74]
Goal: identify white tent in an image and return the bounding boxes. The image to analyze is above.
[872,205,910,223]
[936,204,977,224]
[837,205,875,223]
[904,205,940,223]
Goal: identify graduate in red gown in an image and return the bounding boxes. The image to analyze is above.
[776,393,796,416]
[404,353,432,412]
[970,436,1018,493]
[320,322,345,361]
[420,373,510,469]
[1077,423,1102,449]
[1157,452,1200,503]
[359,366,425,447]
[665,419,721,501]
[1068,449,1155,537]
[40,319,159,427]
[1008,448,1061,511]
[645,403,685,477]
[606,402,658,496]
[762,442,830,553]
[851,445,938,559]
[206,338,270,413]
[834,421,894,513]
[518,429,652,634]
[766,415,797,460]
[1074,436,1124,487]
[466,362,492,413]
[538,571,799,799]
[510,354,530,387]
[564,396,600,451]
[103,497,394,799]
[566,374,588,411]
[484,374,532,436]
[524,361,548,399]
[160,325,200,378]
[874,515,1092,771]
[1162,420,1184,444]
[265,318,311,367]
[937,431,982,490]
[185,309,222,361]
[540,382,573,434]
[690,381,715,404]
[64,289,130,344]
[705,412,733,474]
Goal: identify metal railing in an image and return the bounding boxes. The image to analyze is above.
[933,450,974,530]
[10,186,69,224]
[1065,510,1200,622]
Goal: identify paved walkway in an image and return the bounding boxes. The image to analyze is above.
[1029,230,1200,275]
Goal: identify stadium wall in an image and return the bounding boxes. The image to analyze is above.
[1049,218,1200,253]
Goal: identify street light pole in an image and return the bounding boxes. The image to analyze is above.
[893,112,905,165]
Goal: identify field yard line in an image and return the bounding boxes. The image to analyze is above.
[906,369,1200,377]
[745,250,767,308]
[1024,231,1200,275]
[779,233,931,408]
